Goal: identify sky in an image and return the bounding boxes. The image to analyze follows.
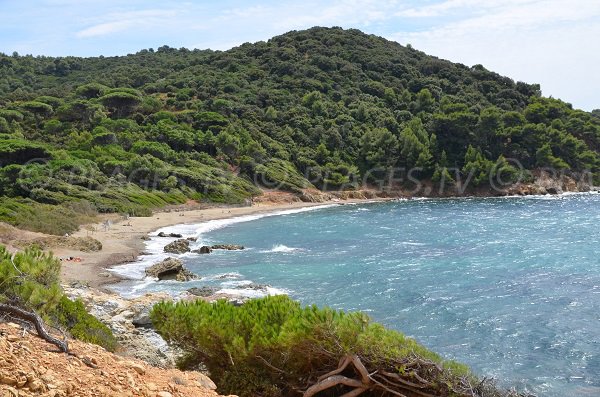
[0,0,598,111]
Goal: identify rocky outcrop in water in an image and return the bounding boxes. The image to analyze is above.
[187,286,220,297]
[157,232,183,238]
[145,258,197,281]
[163,239,191,254]
[193,246,213,254]
[211,244,244,251]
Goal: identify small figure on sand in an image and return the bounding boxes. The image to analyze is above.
[61,256,82,262]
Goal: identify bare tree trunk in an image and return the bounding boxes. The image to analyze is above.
[0,303,68,353]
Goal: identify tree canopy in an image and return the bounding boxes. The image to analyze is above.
[0,26,598,232]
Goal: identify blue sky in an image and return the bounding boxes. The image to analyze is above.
[1,0,598,111]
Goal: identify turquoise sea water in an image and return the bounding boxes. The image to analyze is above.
[113,193,600,396]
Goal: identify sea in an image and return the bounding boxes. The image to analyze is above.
[111,192,600,396]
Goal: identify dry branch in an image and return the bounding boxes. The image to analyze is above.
[0,303,68,353]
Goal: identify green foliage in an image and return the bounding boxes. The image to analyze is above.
[151,295,473,397]
[254,159,314,192]
[0,246,62,313]
[0,139,51,165]
[0,197,96,235]
[0,26,598,225]
[536,143,569,169]
[360,128,399,169]
[0,245,117,351]
[462,145,494,186]
[53,296,117,352]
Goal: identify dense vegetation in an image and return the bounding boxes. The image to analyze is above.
[0,245,117,351]
[151,295,518,397]
[1,27,599,233]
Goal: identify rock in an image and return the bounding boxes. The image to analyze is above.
[193,246,212,254]
[156,392,173,397]
[237,283,269,291]
[186,237,197,242]
[197,373,217,390]
[163,239,190,254]
[1,387,18,397]
[0,373,17,385]
[157,232,183,238]
[211,244,244,250]
[27,378,45,392]
[128,362,146,375]
[546,187,560,195]
[132,312,153,329]
[145,258,197,281]
[187,286,219,297]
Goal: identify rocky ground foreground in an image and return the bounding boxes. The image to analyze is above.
[0,322,232,397]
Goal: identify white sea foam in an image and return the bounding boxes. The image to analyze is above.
[263,244,303,253]
[216,286,287,299]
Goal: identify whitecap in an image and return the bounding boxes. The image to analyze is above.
[263,244,304,253]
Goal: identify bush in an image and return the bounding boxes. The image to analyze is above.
[0,197,96,235]
[151,295,478,397]
[0,245,117,351]
[53,296,117,352]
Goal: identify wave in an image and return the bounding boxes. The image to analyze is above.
[263,244,304,253]
[216,286,288,299]
[109,204,337,289]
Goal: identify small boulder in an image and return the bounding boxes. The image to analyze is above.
[145,258,197,281]
[187,286,219,297]
[164,239,190,254]
[157,232,183,238]
[197,373,217,390]
[193,246,212,254]
[545,187,560,195]
[211,244,244,250]
[132,312,153,329]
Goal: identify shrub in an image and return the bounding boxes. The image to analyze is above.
[151,295,479,397]
[53,296,117,352]
[0,197,96,235]
[0,245,117,351]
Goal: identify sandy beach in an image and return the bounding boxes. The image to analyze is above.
[56,197,391,289]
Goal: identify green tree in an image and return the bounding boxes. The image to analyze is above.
[99,91,141,118]
[359,128,399,169]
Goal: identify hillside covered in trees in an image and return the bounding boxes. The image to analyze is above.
[1,27,599,233]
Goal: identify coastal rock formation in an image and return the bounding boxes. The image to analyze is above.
[187,286,220,297]
[63,284,177,368]
[211,244,244,251]
[0,322,226,397]
[157,232,183,238]
[164,239,191,254]
[194,246,213,254]
[145,258,197,281]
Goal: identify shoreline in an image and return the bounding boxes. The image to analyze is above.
[57,197,396,290]
[56,187,599,292]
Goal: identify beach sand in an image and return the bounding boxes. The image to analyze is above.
[56,198,388,289]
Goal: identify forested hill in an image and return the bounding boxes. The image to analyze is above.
[1,27,599,232]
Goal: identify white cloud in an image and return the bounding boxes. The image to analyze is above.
[390,0,600,110]
[75,8,181,38]
[76,20,133,38]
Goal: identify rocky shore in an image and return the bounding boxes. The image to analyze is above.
[0,321,229,397]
